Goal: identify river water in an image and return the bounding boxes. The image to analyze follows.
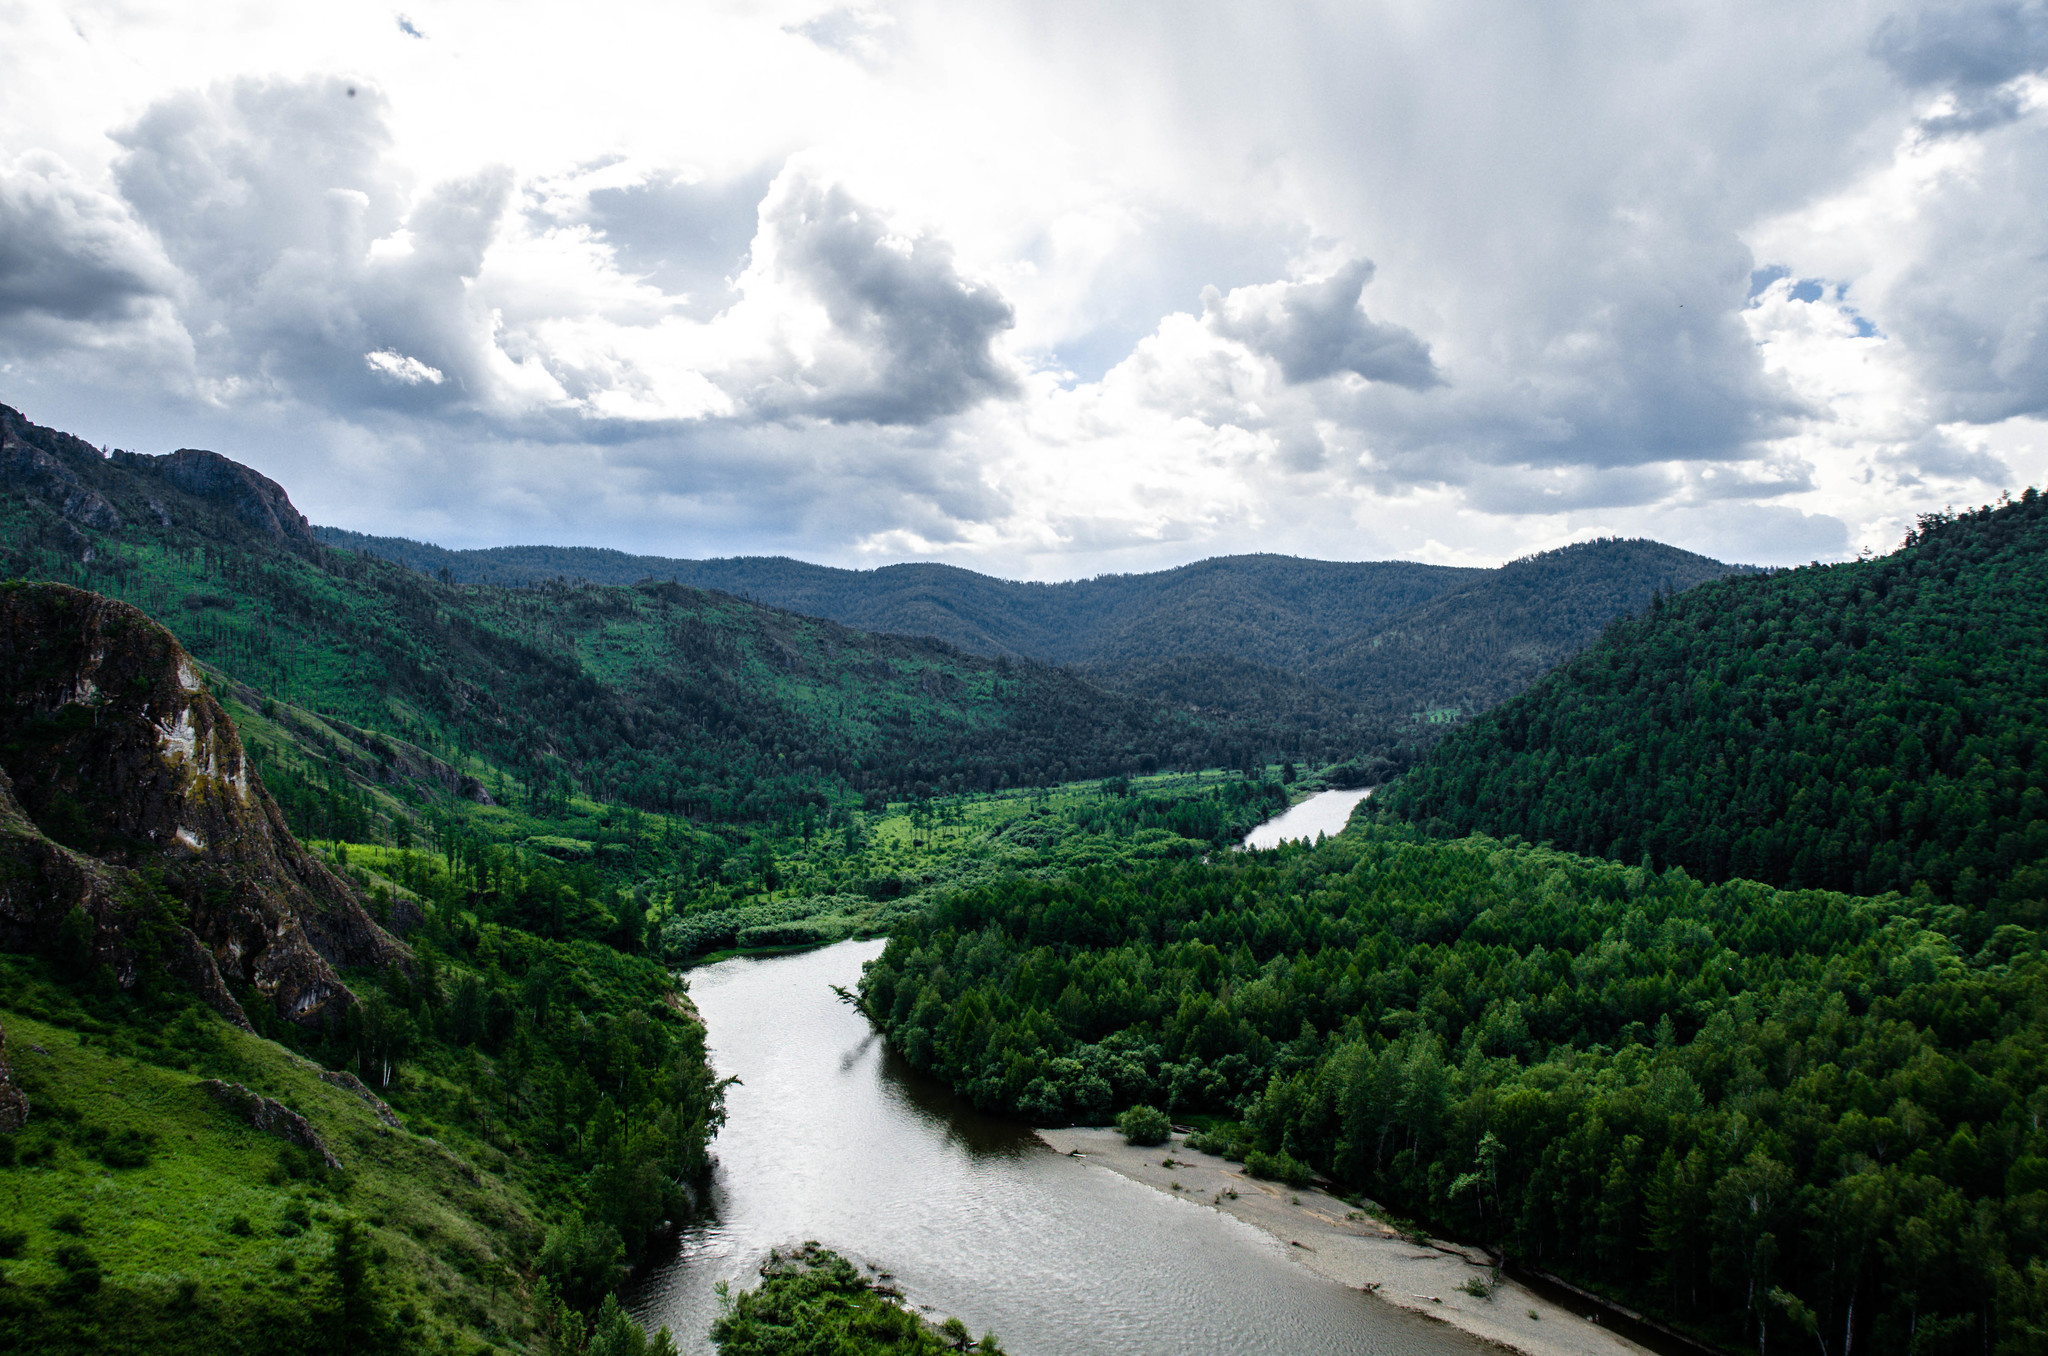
[631,939,1484,1356]
[1241,787,1373,850]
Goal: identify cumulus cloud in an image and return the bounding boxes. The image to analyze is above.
[106,77,520,413]
[0,155,172,323]
[584,167,772,318]
[734,168,1020,424]
[365,350,445,384]
[1873,0,2048,88]
[2,0,2044,573]
[788,6,902,69]
[1203,260,1438,388]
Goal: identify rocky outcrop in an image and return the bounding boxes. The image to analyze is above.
[0,407,122,531]
[0,584,406,1026]
[148,448,314,546]
[0,762,252,1029]
[1,403,317,557]
[0,1015,29,1132]
[203,1080,342,1168]
[319,1068,404,1130]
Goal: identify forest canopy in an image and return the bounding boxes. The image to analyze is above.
[861,827,2048,1354]
[1379,490,2048,910]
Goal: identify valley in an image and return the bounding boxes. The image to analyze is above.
[0,403,2042,1356]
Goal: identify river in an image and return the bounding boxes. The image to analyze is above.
[630,939,1487,1356]
[1241,786,1374,850]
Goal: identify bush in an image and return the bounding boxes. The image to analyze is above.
[96,1127,153,1168]
[51,1243,101,1303]
[1184,1123,1251,1160]
[1243,1148,1312,1188]
[1115,1105,1171,1146]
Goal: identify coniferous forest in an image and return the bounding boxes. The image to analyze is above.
[1380,491,2048,906]
[859,494,2048,1355]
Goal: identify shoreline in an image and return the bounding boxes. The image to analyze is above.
[1036,1127,1654,1356]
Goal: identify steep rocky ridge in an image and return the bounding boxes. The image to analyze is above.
[1,403,313,551]
[0,582,404,1026]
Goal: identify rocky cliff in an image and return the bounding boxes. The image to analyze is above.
[0,582,404,1026]
[1,403,314,550]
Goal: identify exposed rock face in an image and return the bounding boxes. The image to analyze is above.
[203,1079,342,1168]
[0,403,315,554]
[0,763,252,1028]
[0,583,406,1026]
[149,448,314,545]
[0,407,122,531]
[0,1015,29,1132]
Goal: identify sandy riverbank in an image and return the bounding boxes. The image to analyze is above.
[1037,1127,1652,1356]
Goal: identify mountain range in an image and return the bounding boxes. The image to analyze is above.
[323,521,1743,733]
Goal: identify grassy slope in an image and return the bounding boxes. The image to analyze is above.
[5,469,1202,844]
[0,963,531,1353]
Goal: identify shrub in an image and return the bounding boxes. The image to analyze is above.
[1184,1123,1252,1160]
[1115,1105,1171,1146]
[52,1212,85,1236]
[1243,1148,1313,1188]
[0,1228,25,1257]
[96,1127,153,1168]
[51,1244,101,1302]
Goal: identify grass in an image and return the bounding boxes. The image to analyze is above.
[0,983,537,1353]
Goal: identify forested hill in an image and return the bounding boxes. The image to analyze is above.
[315,532,1481,670]
[1303,537,1736,711]
[1380,490,2048,907]
[322,528,1743,742]
[0,403,1213,824]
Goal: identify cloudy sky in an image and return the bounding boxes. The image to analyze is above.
[5,0,2047,575]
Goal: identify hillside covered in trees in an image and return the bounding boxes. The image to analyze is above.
[0,403,1249,831]
[0,584,718,1354]
[861,827,2048,1356]
[1379,491,2048,908]
[322,528,1741,745]
[853,489,2048,1354]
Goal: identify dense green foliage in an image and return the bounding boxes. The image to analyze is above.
[1115,1104,1170,1146]
[1382,491,2048,907]
[329,527,1738,748]
[1,406,1238,838]
[319,531,1477,669]
[709,1244,1005,1355]
[1302,537,1745,716]
[862,828,2048,1354]
[0,859,721,1353]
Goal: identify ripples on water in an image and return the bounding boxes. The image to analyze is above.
[630,940,1482,1356]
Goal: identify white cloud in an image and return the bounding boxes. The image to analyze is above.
[0,0,2044,574]
[365,350,444,385]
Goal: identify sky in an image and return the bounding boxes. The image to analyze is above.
[4,1,2048,577]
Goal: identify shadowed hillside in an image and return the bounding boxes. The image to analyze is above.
[323,528,1746,746]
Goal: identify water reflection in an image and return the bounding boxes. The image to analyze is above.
[630,940,1482,1356]
[1241,787,1374,851]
